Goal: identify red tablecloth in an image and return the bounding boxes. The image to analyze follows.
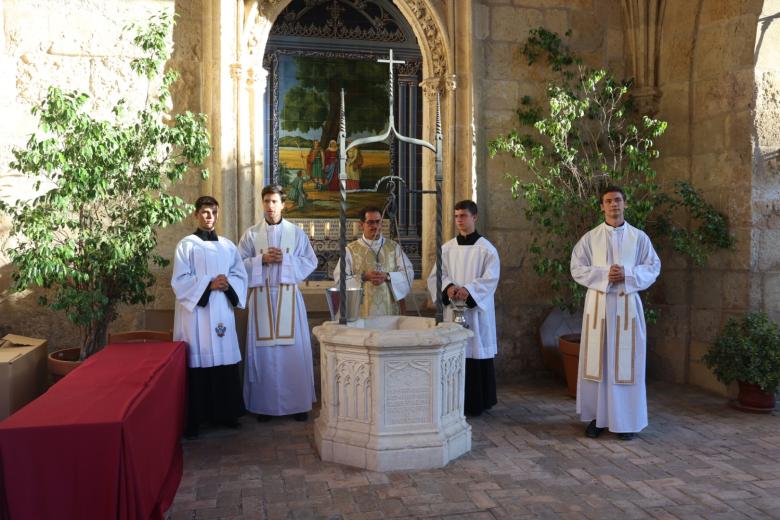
[0,341,186,520]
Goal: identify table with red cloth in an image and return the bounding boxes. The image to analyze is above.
[0,341,186,520]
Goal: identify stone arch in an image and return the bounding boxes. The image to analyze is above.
[200,0,468,278]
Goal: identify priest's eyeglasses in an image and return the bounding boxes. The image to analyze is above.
[364,219,382,225]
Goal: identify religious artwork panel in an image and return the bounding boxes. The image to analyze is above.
[275,53,393,218]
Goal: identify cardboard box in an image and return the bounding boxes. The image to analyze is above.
[0,334,48,420]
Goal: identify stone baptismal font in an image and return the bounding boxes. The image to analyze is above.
[313,316,473,471]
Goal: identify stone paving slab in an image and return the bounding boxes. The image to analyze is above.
[167,380,779,520]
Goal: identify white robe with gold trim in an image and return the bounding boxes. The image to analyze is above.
[571,222,660,433]
[238,220,318,415]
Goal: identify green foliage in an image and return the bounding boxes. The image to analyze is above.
[488,28,733,314]
[0,12,210,359]
[703,312,780,393]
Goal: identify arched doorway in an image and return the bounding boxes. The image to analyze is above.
[198,0,470,282]
[264,0,424,279]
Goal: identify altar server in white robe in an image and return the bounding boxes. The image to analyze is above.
[571,186,660,440]
[427,200,500,416]
[172,196,248,438]
[239,184,318,422]
[333,206,414,317]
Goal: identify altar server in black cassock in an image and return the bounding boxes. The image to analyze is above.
[172,196,248,438]
[427,200,501,416]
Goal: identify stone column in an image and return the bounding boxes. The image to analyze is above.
[246,66,268,228]
[201,0,240,240]
[225,61,243,241]
[447,0,476,207]
[420,75,457,277]
[621,0,666,114]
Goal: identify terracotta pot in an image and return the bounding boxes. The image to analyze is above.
[47,347,83,384]
[731,381,777,413]
[539,308,582,382]
[558,334,581,399]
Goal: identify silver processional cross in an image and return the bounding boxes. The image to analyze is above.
[336,49,445,325]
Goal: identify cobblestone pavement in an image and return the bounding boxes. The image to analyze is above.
[169,380,780,520]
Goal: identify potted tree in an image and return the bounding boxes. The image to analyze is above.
[0,12,210,374]
[703,312,780,413]
[489,29,733,394]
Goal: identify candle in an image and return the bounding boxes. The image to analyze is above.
[309,223,315,239]
[352,222,358,236]
[324,222,330,237]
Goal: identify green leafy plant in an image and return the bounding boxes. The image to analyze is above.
[0,12,210,359]
[703,312,780,393]
[488,28,733,315]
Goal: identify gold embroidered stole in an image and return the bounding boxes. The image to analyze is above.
[253,219,297,346]
[582,224,639,384]
[348,238,399,316]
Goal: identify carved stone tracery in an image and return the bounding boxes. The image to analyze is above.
[405,0,447,79]
[335,358,371,421]
[256,0,450,82]
[420,73,455,98]
[440,352,463,417]
[271,0,406,42]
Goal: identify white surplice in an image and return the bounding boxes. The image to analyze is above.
[172,235,248,368]
[332,235,414,315]
[427,236,500,359]
[571,221,661,433]
[238,219,318,415]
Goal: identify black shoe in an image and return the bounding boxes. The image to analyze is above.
[617,432,635,441]
[585,420,606,438]
[256,414,272,423]
[293,412,308,422]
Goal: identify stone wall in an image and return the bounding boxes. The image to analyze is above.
[651,1,767,395]
[0,0,200,349]
[751,2,780,367]
[472,0,625,382]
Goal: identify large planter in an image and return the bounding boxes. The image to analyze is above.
[558,334,581,399]
[731,381,777,413]
[539,308,582,383]
[47,347,83,384]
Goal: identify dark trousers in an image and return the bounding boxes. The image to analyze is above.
[464,358,497,416]
[186,363,245,434]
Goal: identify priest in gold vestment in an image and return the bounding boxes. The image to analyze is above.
[333,206,414,316]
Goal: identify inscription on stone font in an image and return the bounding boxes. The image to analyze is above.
[385,361,431,425]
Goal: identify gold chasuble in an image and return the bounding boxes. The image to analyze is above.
[347,239,400,317]
[253,220,297,346]
[583,225,639,384]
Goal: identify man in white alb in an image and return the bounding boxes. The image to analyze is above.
[571,186,661,440]
[333,206,414,316]
[238,185,318,422]
[172,196,248,438]
[428,200,500,416]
